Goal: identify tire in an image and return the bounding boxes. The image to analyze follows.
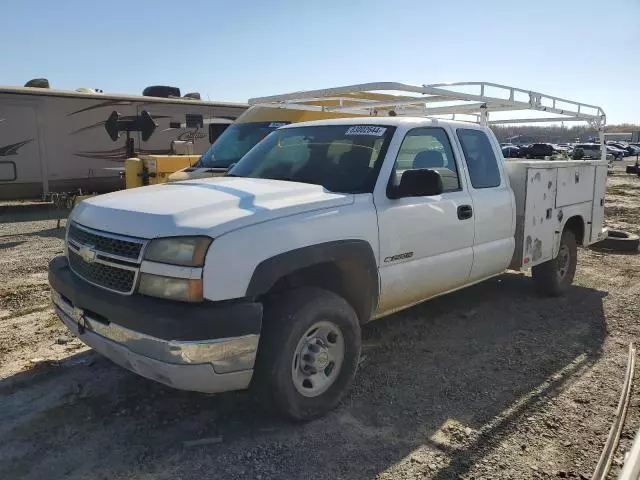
[591,229,640,253]
[532,230,577,296]
[24,78,50,88]
[253,287,361,422]
[142,85,181,98]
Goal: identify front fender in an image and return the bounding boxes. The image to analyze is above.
[201,197,380,302]
[250,236,376,286]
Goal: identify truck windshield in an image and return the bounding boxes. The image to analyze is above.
[228,124,395,194]
[198,122,289,168]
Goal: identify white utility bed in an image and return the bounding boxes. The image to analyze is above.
[506,159,608,269]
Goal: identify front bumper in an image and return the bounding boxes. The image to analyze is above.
[49,256,262,393]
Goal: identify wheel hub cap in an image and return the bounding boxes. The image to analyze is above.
[314,349,330,369]
[291,321,345,398]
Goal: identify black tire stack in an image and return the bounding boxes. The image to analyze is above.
[591,229,640,253]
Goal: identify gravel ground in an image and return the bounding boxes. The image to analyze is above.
[0,167,639,480]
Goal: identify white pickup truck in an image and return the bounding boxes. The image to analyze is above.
[49,84,608,421]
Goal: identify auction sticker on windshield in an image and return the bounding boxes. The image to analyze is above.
[345,126,387,136]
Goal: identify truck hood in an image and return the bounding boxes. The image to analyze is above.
[72,178,353,239]
[167,167,225,182]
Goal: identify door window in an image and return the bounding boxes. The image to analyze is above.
[457,129,501,189]
[391,127,461,193]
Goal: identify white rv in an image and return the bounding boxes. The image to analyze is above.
[0,83,247,199]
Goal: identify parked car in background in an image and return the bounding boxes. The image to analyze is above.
[572,145,614,165]
[518,144,533,157]
[527,143,556,159]
[606,146,625,160]
[501,145,521,157]
[554,144,572,155]
[609,142,636,156]
[574,143,605,159]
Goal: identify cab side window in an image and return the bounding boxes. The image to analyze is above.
[392,127,461,193]
[456,129,501,189]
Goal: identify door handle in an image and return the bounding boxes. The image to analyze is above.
[457,205,473,220]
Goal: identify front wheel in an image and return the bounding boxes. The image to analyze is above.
[254,287,361,421]
[532,230,577,296]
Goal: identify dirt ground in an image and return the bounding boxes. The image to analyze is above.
[1,166,639,480]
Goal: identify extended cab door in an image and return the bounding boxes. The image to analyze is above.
[454,128,515,282]
[374,126,475,315]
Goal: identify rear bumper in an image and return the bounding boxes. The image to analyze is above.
[49,255,262,393]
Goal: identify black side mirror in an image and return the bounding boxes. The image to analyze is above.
[209,123,230,144]
[390,168,443,199]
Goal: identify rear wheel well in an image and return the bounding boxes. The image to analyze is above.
[264,261,376,324]
[564,216,585,245]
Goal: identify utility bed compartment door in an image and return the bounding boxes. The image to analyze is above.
[555,165,596,207]
[590,165,608,243]
[523,168,556,266]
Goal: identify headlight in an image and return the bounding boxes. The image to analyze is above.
[144,236,212,266]
[138,274,203,302]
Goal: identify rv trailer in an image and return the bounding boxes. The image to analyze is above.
[0,83,247,199]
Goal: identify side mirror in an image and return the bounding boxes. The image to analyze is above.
[209,123,230,144]
[391,169,443,199]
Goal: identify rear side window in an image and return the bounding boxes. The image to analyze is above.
[457,129,501,189]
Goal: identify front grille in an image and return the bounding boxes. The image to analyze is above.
[68,223,143,260]
[68,250,135,293]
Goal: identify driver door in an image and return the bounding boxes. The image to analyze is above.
[374,126,474,315]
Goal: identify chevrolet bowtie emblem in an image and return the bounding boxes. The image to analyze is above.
[78,245,97,263]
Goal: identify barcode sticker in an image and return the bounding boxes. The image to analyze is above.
[345,126,387,136]
[268,122,289,128]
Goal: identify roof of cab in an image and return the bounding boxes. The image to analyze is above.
[279,116,487,130]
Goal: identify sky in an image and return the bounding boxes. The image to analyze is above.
[2,0,639,124]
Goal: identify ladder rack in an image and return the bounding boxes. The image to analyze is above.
[249,81,606,128]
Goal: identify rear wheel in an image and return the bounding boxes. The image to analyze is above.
[254,287,361,421]
[532,230,577,296]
